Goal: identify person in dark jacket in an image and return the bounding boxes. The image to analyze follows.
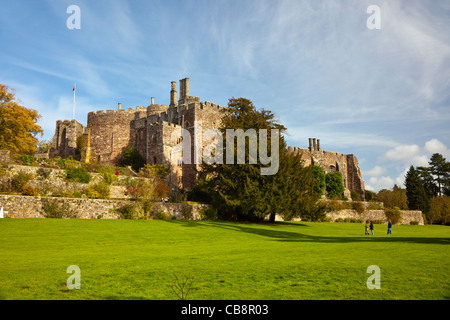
[369,221,374,235]
[387,220,392,235]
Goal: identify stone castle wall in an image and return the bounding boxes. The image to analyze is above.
[48,119,85,160]
[49,78,365,192]
[288,138,365,199]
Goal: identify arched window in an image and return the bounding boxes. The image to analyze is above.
[152,133,157,144]
[329,165,335,173]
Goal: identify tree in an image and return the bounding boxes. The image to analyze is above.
[405,165,429,212]
[311,165,326,198]
[120,145,146,171]
[0,84,43,154]
[364,189,376,201]
[416,166,439,198]
[427,153,450,197]
[375,185,408,209]
[428,196,450,225]
[199,97,322,222]
[325,171,345,199]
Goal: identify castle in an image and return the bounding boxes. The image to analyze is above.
[49,77,365,198]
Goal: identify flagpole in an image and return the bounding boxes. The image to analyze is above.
[73,83,76,120]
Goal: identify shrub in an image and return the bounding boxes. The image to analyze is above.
[116,203,139,220]
[428,196,450,225]
[351,202,365,214]
[66,167,92,183]
[384,206,402,224]
[84,182,110,199]
[92,182,110,199]
[98,166,118,185]
[410,220,419,225]
[150,208,171,220]
[312,165,326,198]
[325,200,351,212]
[199,207,217,220]
[11,171,34,193]
[325,171,345,199]
[367,201,383,210]
[22,185,38,196]
[350,190,361,201]
[41,198,74,218]
[21,154,35,166]
[120,146,145,171]
[37,167,52,180]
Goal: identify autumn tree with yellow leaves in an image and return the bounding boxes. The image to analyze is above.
[0,84,43,154]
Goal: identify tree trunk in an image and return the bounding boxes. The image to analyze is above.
[269,212,276,223]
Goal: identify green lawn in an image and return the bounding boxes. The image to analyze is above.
[0,218,448,300]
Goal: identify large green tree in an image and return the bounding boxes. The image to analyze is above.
[427,153,450,197]
[198,97,322,222]
[405,165,429,212]
[0,84,43,154]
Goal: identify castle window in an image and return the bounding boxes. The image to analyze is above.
[153,156,157,164]
[329,165,335,173]
[185,121,189,129]
[152,134,157,143]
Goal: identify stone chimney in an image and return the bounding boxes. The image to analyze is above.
[170,81,177,106]
[118,103,122,110]
[312,138,317,151]
[317,139,321,151]
[151,97,155,105]
[309,138,313,151]
[179,78,189,102]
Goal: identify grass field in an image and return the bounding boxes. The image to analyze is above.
[0,218,448,300]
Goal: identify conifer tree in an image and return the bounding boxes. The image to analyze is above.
[405,165,429,212]
[428,153,450,197]
[198,98,322,222]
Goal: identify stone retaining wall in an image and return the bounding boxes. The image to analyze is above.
[0,195,209,220]
[325,209,424,225]
[0,194,424,225]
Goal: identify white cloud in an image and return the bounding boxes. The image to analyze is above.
[382,144,421,162]
[367,176,395,191]
[424,138,450,159]
[364,165,386,177]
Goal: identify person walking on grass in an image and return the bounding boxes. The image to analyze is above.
[387,220,392,235]
[369,221,374,235]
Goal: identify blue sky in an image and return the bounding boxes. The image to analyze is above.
[1,0,449,192]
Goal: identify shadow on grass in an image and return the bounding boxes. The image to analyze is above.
[167,220,449,245]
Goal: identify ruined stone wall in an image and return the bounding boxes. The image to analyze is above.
[48,119,85,160]
[289,139,365,199]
